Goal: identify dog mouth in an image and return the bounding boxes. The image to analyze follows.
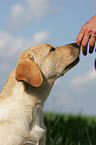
[64,57,79,72]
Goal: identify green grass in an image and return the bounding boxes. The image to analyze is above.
[44,113,96,145]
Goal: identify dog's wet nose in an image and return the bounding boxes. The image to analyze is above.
[71,43,79,48]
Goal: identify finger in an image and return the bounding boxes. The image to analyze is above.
[82,34,90,55]
[82,46,87,56]
[76,32,84,47]
[76,25,86,47]
[89,36,95,54]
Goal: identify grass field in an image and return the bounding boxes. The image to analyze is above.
[44,113,96,145]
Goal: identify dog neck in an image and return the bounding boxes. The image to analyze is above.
[25,76,54,103]
[0,69,54,105]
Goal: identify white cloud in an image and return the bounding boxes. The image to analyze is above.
[26,0,61,19]
[32,31,49,44]
[0,31,50,58]
[6,4,31,29]
[6,0,61,29]
[0,31,27,58]
[71,70,96,86]
[70,69,96,93]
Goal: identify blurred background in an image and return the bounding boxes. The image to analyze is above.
[0,0,96,115]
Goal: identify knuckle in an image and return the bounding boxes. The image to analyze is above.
[90,37,95,45]
[92,29,96,35]
[82,42,87,48]
[86,27,91,35]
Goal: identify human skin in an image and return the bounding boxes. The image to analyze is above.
[76,15,96,56]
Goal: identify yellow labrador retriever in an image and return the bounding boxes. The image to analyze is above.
[0,43,79,145]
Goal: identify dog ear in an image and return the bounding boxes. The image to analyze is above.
[15,58,43,87]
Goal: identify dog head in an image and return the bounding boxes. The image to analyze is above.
[15,43,80,87]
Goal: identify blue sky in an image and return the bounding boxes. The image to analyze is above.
[0,0,96,115]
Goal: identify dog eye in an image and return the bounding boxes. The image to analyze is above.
[50,47,56,52]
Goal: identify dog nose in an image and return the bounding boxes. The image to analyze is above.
[71,43,79,48]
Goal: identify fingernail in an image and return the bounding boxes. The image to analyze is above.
[82,46,87,56]
[83,50,87,56]
[89,47,94,54]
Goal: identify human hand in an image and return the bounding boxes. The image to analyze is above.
[76,15,96,56]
